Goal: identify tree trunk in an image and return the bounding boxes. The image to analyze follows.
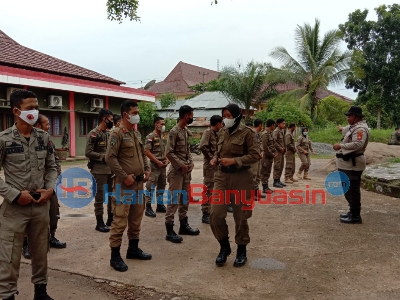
[377,109,381,130]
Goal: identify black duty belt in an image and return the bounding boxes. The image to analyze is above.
[220,165,251,173]
[336,153,364,166]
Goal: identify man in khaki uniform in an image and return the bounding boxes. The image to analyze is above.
[0,90,57,300]
[249,119,264,199]
[296,127,315,180]
[144,117,169,218]
[272,118,287,188]
[165,105,200,243]
[261,119,278,194]
[388,127,400,145]
[199,115,223,224]
[334,106,369,224]
[105,100,151,272]
[209,104,260,268]
[284,123,298,184]
[85,108,114,232]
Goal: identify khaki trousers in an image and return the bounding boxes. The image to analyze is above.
[0,201,50,299]
[260,156,274,184]
[49,194,60,234]
[165,168,191,224]
[92,173,113,216]
[145,163,167,205]
[298,153,311,172]
[284,150,296,178]
[109,181,145,247]
[251,160,261,189]
[202,167,215,214]
[210,168,253,245]
[273,152,285,180]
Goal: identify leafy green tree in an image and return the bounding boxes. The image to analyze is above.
[316,96,351,126]
[186,79,222,99]
[270,19,352,120]
[138,102,159,138]
[339,4,400,126]
[159,92,177,112]
[218,61,285,121]
[255,104,313,128]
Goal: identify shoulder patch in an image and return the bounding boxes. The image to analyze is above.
[110,136,118,147]
[357,130,364,141]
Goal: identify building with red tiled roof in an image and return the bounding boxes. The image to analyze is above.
[0,30,155,157]
[148,61,219,100]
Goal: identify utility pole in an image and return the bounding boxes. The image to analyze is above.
[200,72,209,92]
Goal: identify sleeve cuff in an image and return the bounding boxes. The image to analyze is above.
[234,158,243,168]
[6,188,21,204]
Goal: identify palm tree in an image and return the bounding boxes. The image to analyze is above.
[270,19,352,119]
[218,61,285,121]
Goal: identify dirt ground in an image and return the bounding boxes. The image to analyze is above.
[4,156,400,300]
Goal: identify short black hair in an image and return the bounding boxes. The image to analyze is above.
[178,105,194,118]
[98,108,113,123]
[266,119,276,127]
[396,127,399,131]
[245,121,253,127]
[35,114,47,127]
[120,100,138,116]
[276,118,285,125]
[176,117,180,124]
[154,116,164,125]
[10,89,37,109]
[113,114,122,124]
[210,115,223,126]
[288,123,296,129]
[254,119,263,128]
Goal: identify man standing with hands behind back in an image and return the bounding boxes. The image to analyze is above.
[0,89,57,300]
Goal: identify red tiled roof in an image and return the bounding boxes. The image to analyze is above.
[0,30,124,85]
[148,61,219,94]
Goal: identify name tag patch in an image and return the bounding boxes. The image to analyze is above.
[5,141,24,154]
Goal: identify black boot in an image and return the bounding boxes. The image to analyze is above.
[145,204,156,218]
[33,284,54,300]
[278,180,287,187]
[156,204,166,213]
[95,215,110,232]
[262,184,274,194]
[273,179,283,188]
[22,237,31,259]
[340,211,350,218]
[202,212,210,224]
[106,211,113,227]
[340,213,362,224]
[110,246,128,272]
[4,294,16,300]
[227,204,233,213]
[49,233,66,249]
[126,239,152,260]
[216,237,231,267]
[179,217,200,235]
[233,245,247,267]
[165,223,183,243]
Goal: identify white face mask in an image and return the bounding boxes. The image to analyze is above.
[160,125,166,133]
[303,132,308,136]
[18,109,39,125]
[223,118,235,129]
[127,114,140,125]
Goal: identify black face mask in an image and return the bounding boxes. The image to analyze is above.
[187,117,193,125]
[105,119,114,129]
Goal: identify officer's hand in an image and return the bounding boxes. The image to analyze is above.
[143,171,151,183]
[124,174,135,186]
[157,161,164,168]
[337,125,343,132]
[280,148,285,154]
[188,163,194,172]
[35,188,53,205]
[18,190,34,206]
[218,158,236,166]
[312,151,316,155]
[333,144,341,151]
[260,152,264,159]
[165,159,170,166]
[304,151,309,155]
[210,158,217,166]
[181,164,188,174]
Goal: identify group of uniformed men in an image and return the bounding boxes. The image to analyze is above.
[0,89,370,299]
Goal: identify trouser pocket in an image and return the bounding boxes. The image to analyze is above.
[0,230,15,263]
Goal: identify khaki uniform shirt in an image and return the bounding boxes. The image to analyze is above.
[285,131,296,153]
[49,139,61,176]
[296,135,314,153]
[390,131,400,144]
[0,124,58,204]
[166,125,193,171]
[214,123,259,168]
[336,120,369,171]
[105,125,150,184]
[145,131,166,161]
[200,127,218,169]
[273,128,285,153]
[262,130,277,158]
[85,126,111,175]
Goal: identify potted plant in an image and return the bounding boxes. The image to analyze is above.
[55,127,69,160]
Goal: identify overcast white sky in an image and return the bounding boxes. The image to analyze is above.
[0,0,394,99]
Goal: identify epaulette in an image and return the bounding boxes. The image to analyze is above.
[0,128,12,137]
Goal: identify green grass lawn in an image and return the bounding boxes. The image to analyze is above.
[309,126,393,144]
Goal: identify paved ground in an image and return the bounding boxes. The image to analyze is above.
[3,157,400,300]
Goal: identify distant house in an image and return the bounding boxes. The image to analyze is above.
[148,62,219,100]
[0,30,155,157]
[155,91,256,135]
